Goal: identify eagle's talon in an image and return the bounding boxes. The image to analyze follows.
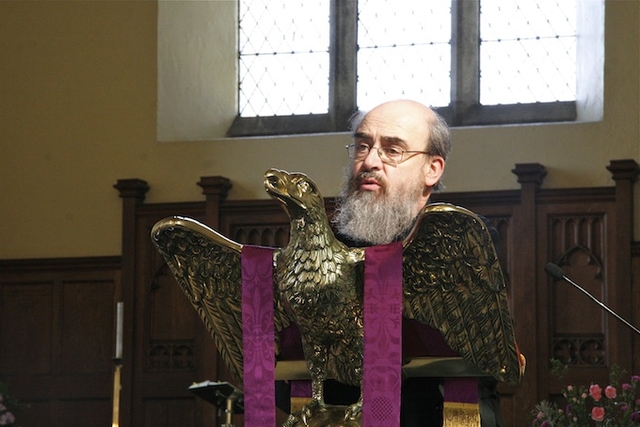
[283,399,324,427]
[344,401,362,420]
[282,414,299,427]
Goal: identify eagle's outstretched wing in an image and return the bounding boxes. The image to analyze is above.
[402,203,523,385]
[151,216,292,388]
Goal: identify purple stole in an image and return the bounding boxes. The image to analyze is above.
[241,246,276,426]
[362,243,403,426]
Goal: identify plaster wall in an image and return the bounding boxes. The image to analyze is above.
[0,0,638,259]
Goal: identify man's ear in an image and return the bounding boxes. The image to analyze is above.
[424,155,445,187]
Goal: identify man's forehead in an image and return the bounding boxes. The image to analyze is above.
[354,131,407,147]
[357,112,407,135]
[356,113,428,147]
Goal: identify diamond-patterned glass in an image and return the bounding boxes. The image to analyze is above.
[357,0,451,110]
[480,0,577,105]
[237,0,578,119]
[238,0,330,116]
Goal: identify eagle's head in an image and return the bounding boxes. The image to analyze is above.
[264,169,326,223]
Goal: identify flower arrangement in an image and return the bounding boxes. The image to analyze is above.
[0,381,17,426]
[531,360,640,426]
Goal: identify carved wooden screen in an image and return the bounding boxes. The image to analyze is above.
[536,186,636,402]
[114,176,216,427]
[131,204,210,427]
[0,258,121,426]
[219,200,291,247]
[2,161,637,427]
[137,160,637,427]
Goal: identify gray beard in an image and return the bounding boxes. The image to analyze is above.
[333,170,425,246]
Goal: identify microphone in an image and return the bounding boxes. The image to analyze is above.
[545,262,640,336]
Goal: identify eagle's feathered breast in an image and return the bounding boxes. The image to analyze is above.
[271,173,366,386]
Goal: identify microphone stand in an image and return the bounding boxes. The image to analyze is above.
[545,262,640,336]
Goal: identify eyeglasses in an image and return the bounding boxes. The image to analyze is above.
[346,142,431,167]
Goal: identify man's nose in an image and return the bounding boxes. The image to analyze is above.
[361,146,383,169]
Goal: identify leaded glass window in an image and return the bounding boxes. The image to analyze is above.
[229,0,578,137]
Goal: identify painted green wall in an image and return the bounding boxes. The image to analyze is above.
[1,0,638,259]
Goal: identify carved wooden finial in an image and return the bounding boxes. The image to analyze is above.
[511,163,547,186]
[606,159,639,182]
[113,179,150,203]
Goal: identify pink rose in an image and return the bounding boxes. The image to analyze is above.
[605,385,617,399]
[591,406,605,422]
[590,384,602,401]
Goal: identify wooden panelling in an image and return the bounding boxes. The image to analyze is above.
[536,200,619,401]
[2,160,639,426]
[631,243,640,376]
[0,257,120,427]
[143,397,196,427]
[1,282,54,375]
[125,202,216,427]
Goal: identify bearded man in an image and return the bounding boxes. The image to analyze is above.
[334,99,449,245]
[277,100,503,426]
[329,100,503,427]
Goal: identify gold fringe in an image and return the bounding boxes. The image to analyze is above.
[443,402,481,427]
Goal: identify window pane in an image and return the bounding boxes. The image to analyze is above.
[238,0,330,116]
[358,45,451,110]
[233,0,582,133]
[480,0,577,105]
[357,0,451,110]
